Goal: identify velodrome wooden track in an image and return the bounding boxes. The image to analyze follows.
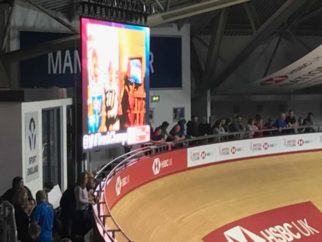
[111,151,322,242]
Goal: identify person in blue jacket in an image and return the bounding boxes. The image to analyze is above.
[31,190,54,242]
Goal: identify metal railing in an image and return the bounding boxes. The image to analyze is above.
[0,201,18,242]
[93,124,322,241]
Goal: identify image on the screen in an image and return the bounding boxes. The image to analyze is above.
[81,18,150,149]
[128,58,142,85]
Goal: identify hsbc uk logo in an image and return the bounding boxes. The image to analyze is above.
[115,176,130,196]
[220,146,242,156]
[190,151,213,162]
[224,219,319,242]
[224,226,265,242]
[297,139,304,146]
[251,142,274,152]
[152,157,173,175]
[284,138,309,147]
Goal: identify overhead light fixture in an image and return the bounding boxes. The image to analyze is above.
[79,0,153,24]
[148,0,250,26]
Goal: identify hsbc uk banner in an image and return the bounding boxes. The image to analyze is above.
[252,45,322,91]
[187,133,321,168]
[104,149,187,208]
[203,202,322,242]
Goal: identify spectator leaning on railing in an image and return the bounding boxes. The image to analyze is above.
[148,109,317,144]
[187,115,199,138]
[303,112,315,132]
[275,113,288,133]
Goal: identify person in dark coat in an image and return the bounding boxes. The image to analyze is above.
[1,176,34,204]
[187,115,199,138]
[14,188,32,242]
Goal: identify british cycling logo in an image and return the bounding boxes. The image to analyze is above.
[28,118,37,151]
[152,158,161,175]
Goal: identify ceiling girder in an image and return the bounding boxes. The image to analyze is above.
[148,0,249,26]
[23,0,77,33]
[1,0,15,51]
[191,39,204,93]
[203,9,227,88]
[243,1,260,33]
[207,0,311,90]
[2,35,79,62]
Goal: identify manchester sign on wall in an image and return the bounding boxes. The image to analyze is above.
[252,45,322,91]
[24,112,39,182]
[19,31,182,88]
[203,202,322,242]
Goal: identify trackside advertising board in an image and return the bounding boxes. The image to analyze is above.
[203,202,322,242]
[187,133,322,167]
[104,149,186,208]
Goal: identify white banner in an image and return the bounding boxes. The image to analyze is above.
[187,133,322,168]
[253,45,322,90]
[25,112,39,182]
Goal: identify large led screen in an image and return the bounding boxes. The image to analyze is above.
[81,18,150,150]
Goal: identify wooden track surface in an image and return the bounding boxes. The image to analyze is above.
[111,151,322,242]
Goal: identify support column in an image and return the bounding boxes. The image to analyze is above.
[191,89,212,123]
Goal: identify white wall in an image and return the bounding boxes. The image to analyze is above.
[0,103,22,195]
[150,24,191,129]
[0,99,72,197]
[21,98,72,196]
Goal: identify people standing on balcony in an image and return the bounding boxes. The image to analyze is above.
[303,112,315,132]
[212,119,226,135]
[1,176,34,204]
[31,190,54,242]
[177,119,187,137]
[229,115,245,133]
[168,124,185,142]
[72,172,92,242]
[223,118,231,133]
[14,188,32,242]
[60,184,76,238]
[275,113,288,134]
[229,115,245,140]
[286,110,297,133]
[158,121,171,140]
[152,127,166,143]
[199,116,212,136]
[254,118,264,137]
[187,115,199,138]
[246,118,258,138]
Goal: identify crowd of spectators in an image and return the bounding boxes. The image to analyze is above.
[0,110,317,242]
[0,172,96,242]
[150,111,316,143]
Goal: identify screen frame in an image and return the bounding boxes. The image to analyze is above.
[80,17,150,151]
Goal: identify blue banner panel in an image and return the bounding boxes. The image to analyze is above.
[150,37,182,88]
[20,31,79,88]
